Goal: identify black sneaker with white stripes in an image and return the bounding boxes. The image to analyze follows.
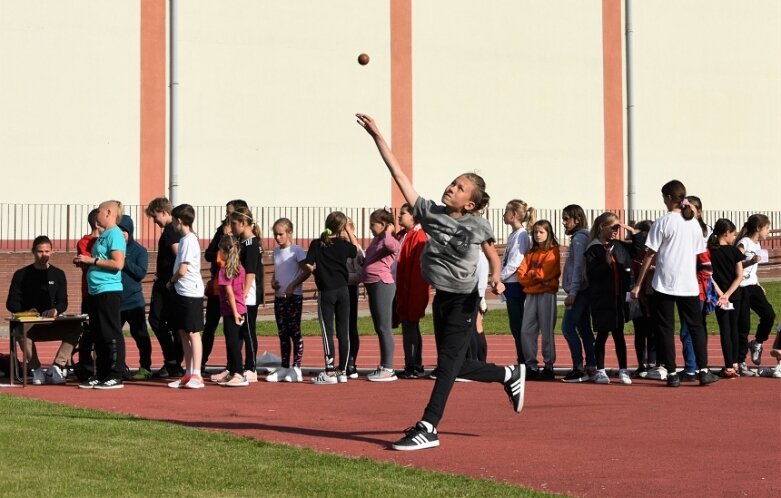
[94,378,124,390]
[78,376,101,389]
[504,364,526,413]
[391,422,439,451]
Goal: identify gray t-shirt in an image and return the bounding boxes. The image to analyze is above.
[414,196,496,293]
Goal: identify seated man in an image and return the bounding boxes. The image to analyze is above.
[6,235,76,385]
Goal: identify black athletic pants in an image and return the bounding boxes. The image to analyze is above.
[422,290,505,428]
[148,281,183,368]
[89,292,125,380]
[653,291,708,372]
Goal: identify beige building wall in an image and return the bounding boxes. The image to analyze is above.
[631,0,781,211]
[176,0,391,207]
[412,0,606,210]
[0,0,778,213]
[0,0,139,204]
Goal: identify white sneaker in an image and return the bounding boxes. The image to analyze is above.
[283,366,302,383]
[210,369,230,383]
[758,365,781,378]
[640,367,668,380]
[311,371,337,385]
[336,371,348,383]
[220,372,249,387]
[618,369,632,385]
[749,340,763,365]
[45,364,66,385]
[738,362,757,377]
[32,368,45,385]
[594,369,610,384]
[244,370,258,383]
[184,375,205,389]
[367,367,398,382]
[266,367,288,383]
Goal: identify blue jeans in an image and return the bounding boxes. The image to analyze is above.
[561,292,595,369]
[678,301,704,374]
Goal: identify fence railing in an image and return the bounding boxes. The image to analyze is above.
[1,203,780,252]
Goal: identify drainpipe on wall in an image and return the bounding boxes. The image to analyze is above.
[169,0,179,205]
[625,0,636,219]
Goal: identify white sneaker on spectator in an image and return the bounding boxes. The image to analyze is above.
[618,369,632,385]
[244,370,258,383]
[594,369,610,384]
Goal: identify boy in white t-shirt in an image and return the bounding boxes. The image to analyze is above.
[631,180,720,387]
[166,204,206,389]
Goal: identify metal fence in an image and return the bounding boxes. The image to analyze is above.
[1,203,780,251]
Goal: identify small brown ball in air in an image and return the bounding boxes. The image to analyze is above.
[358,53,370,65]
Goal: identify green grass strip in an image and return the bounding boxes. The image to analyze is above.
[0,395,560,498]
[254,280,781,338]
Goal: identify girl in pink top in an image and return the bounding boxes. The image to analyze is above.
[213,234,249,387]
[362,208,401,381]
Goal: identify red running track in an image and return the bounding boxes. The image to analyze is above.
[4,335,780,497]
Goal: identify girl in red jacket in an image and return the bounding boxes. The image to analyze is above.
[517,220,561,380]
[395,202,430,378]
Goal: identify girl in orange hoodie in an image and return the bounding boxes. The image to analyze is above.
[517,220,561,380]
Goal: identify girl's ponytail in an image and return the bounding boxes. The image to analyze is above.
[710,218,736,249]
[321,211,348,247]
[737,214,770,243]
[680,200,695,221]
[219,234,242,279]
[524,206,538,232]
[507,199,537,232]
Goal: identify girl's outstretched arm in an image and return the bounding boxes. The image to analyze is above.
[356,113,419,206]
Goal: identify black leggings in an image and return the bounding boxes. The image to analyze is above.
[317,287,350,372]
[242,305,258,371]
[595,329,628,370]
[347,285,361,369]
[223,313,246,376]
[274,295,304,368]
[633,314,656,367]
[738,284,776,361]
[717,294,742,367]
[201,295,221,368]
